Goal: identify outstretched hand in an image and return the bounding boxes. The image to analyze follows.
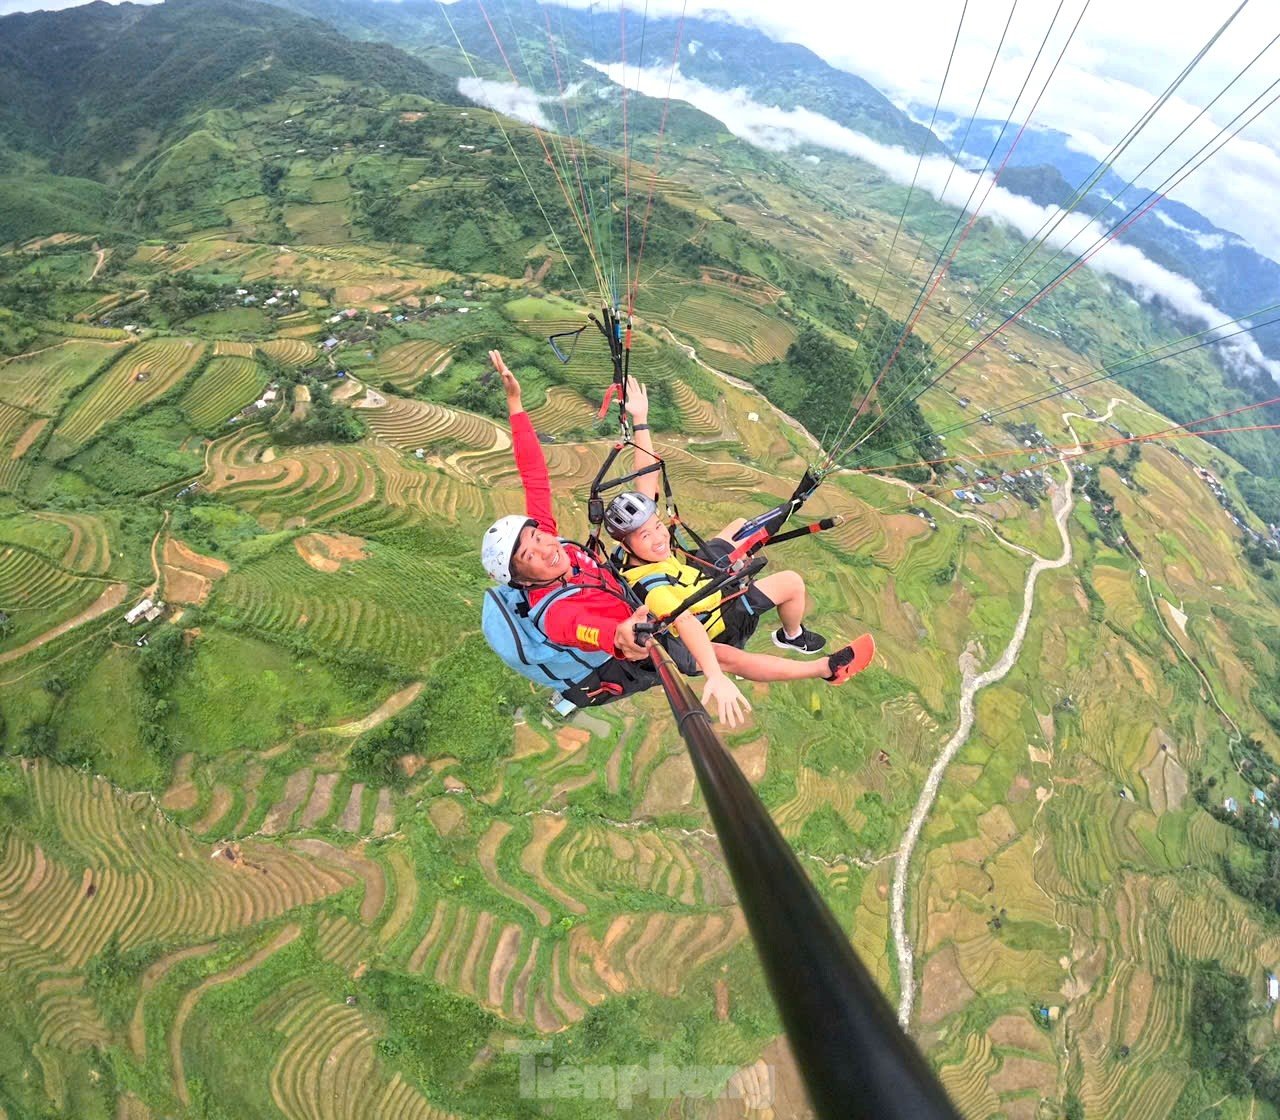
[624,377,650,426]
[490,350,521,413]
[701,674,751,729]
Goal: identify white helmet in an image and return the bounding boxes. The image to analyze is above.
[605,491,658,540]
[482,515,533,584]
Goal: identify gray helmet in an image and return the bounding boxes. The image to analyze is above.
[604,491,657,541]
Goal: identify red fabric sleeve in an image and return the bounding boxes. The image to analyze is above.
[540,590,626,656]
[510,411,556,534]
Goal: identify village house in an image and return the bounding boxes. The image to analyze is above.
[125,598,154,625]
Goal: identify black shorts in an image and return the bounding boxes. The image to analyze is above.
[657,538,775,674]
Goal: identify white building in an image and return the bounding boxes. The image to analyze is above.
[125,598,154,625]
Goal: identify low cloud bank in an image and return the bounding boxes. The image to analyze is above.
[458,76,553,129]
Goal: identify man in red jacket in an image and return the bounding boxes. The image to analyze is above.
[480,350,653,666]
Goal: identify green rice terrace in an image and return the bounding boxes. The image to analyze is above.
[2,0,1280,1117]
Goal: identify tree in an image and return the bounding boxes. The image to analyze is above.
[1188,961,1250,1093]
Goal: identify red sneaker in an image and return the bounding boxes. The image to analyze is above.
[824,633,876,684]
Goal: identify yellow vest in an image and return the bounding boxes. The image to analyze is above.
[622,556,727,639]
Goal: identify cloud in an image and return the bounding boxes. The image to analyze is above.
[456,75,589,133]
[1154,209,1227,252]
[457,76,554,129]
[588,59,1280,383]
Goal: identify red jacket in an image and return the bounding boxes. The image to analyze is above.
[511,411,633,655]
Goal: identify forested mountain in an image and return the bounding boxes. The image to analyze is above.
[0,0,460,174]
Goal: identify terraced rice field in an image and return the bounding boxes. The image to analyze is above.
[33,512,111,574]
[460,436,605,493]
[376,448,490,524]
[0,339,130,414]
[260,983,456,1120]
[0,402,36,491]
[1055,871,1272,1120]
[526,386,596,435]
[180,355,265,428]
[259,338,317,367]
[374,339,450,391]
[405,895,746,1032]
[34,318,131,340]
[529,817,735,910]
[0,763,354,1060]
[670,378,722,435]
[363,396,503,453]
[507,311,722,435]
[696,268,786,306]
[0,546,107,648]
[210,544,467,666]
[53,337,206,448]
[274,310,322,337]
[217,445,380,527]
[72,291,130,323]
[667,292,797,376]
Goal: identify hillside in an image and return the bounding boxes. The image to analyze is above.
[264,0,941,153]
[2,2,1280,1119]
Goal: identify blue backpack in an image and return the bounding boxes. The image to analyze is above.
[482,583,612,698]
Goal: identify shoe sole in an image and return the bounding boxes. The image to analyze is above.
[771,631,827,656]
[829,633,876,683]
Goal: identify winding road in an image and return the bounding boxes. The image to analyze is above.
[889,399,1124,1026]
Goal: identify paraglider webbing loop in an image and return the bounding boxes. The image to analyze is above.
[547,325,588,364]
[645,640,963,1120]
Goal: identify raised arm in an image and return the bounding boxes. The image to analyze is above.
[492,350,556,534]
[625,378,661,504]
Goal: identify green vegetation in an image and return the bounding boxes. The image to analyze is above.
[272,376,365,446]
[1239,474,1280,525]
[67,403,204,494]
[1188,961,1250,1092]
[349,634,522,786]
[754,325,937,479]
[0,174,115,244]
